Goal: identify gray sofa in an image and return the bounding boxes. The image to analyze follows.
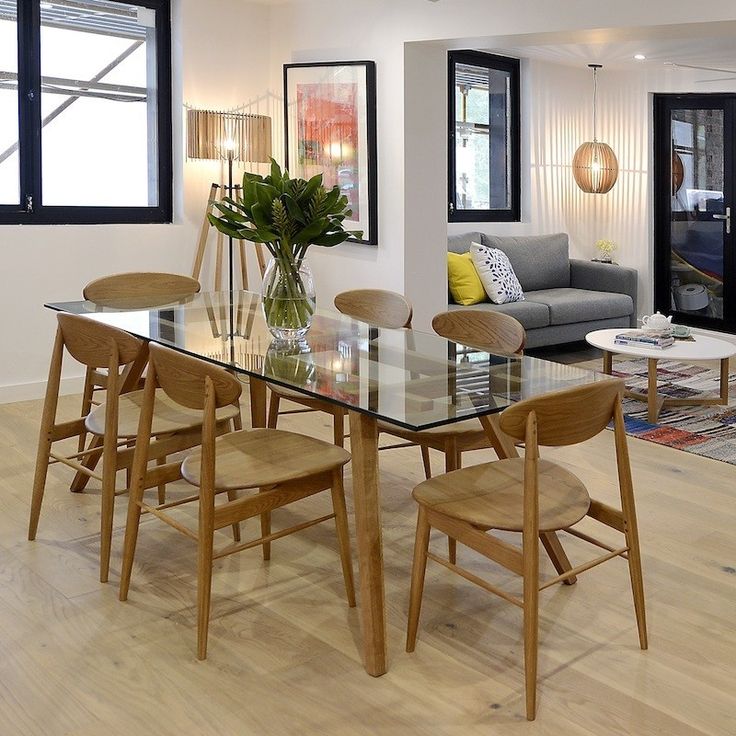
[449,232,638,349]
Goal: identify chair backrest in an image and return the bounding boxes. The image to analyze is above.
[499,379,625,447]
[83,272,200,308]
[334,289,413,329]
[147,343,241,411]
[432,309,525,355]
[57,313,143,369]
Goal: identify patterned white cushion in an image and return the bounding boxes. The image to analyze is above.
[470,242,525,304]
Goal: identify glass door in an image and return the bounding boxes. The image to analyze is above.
[654,95,736,332]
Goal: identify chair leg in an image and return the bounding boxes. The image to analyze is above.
[523,528,539,720]
[99,440,118,584]
[420,445,432,479]
[78,367,95,452]
[119,476,146,601]
[406,505,431,653]
[226,490,242,542]
[622,512,648,649]
[259,487,271,561]
[267,391,280,429]
[197,530,215,661]
[330,469,356,607]
[28,436,52,541]
[333,411,345,448]
[445,439,458,565]
[156,455,167,506]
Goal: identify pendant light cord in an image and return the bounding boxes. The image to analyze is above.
[592,66,598,142]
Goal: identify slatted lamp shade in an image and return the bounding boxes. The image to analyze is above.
[572,64,619,194]
[186,109,272,163]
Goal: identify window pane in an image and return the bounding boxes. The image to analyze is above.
[40,0,159,207]
[0,1,19,205]
[453,58,512,214]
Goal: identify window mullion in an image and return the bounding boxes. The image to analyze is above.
[17,0,42,215]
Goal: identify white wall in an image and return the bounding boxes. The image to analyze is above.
[268,0,736,329]
[0,0,271,401]
[6,0,736,399]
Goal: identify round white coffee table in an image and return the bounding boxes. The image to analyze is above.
[586,328,735,423]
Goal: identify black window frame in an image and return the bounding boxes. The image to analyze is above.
[448,50,520,223]
[0,0,172,225]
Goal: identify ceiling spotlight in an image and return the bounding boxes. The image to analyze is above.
[634,54,646,61]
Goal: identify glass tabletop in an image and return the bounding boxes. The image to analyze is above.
[46,290,614,431]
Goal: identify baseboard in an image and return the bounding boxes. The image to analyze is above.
[0,375,84,405]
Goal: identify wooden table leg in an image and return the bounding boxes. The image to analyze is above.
[349,410,387,677]
[720,358,730,404]
[647,358,659,424]
[479,414,577,585]
[603,350,613,375]
[249,376,267,428]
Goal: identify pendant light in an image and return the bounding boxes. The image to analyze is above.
[572,64,619,194]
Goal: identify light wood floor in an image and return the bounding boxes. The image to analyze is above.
[0,368,734,735]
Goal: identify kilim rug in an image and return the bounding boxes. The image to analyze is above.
[610,359,736,465]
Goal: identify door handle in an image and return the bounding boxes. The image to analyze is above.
[713,206,731,235]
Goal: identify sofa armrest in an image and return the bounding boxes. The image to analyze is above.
[570,259,638,327]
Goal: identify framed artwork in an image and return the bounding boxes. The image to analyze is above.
[284,61,377,245]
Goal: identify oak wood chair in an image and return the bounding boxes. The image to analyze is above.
[118,343,356,660]
[78,272,201,451]
[267,289,413,446]
[378,309,526,562]
[405,379,647,720]
[29,313,240,583]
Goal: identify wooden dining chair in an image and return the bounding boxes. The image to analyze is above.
[405,379,647,720]
[267,289,413,446]
[29,313,240,583]
[78,272,201,451]
[118,343,356,660]
[378,309,526,562]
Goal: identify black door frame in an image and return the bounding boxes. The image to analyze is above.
[653,93,736,333]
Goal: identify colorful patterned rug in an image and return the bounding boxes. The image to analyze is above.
[610,359,736,465]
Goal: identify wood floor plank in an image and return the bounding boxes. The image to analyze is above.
[0,387,733,735]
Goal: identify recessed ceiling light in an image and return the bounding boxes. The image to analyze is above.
[634,54,646,61]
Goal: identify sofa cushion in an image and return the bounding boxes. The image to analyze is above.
[483,233,570,291]
[448,231,485,254]
[525,288,634,326]
[448,300,550,330]
[447,252,486,305]
[470,243,525,304]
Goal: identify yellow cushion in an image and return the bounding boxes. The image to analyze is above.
[447,252,486,306]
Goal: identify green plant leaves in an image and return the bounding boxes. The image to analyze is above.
[208,158,358,255]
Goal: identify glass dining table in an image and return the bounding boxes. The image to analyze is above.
[46,289,614,676]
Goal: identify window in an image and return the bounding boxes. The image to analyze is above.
[448,50,520,222]
[0,0,172,225]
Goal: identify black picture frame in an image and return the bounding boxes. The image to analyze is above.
[283,60,377,246]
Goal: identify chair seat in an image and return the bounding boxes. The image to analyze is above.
[412,458,590,532]
[85,389,239,438]
[180,428,351,490]
[378,417,485,439]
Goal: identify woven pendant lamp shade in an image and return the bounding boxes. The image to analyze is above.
[572,141,618,194]
[573,64,618,194]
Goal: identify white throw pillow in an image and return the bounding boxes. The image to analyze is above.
[470,243,525,304]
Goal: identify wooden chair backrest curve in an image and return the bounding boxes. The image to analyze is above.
[83,272,200,308]
[147,343,241,411]
[432,310,525,356]
[334,289,413,329]
[57,313,143,369]
[499,379,625,447]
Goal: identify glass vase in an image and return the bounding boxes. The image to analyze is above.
[261,255,316,341]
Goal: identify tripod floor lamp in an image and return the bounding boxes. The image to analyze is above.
[187,108,272,293]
